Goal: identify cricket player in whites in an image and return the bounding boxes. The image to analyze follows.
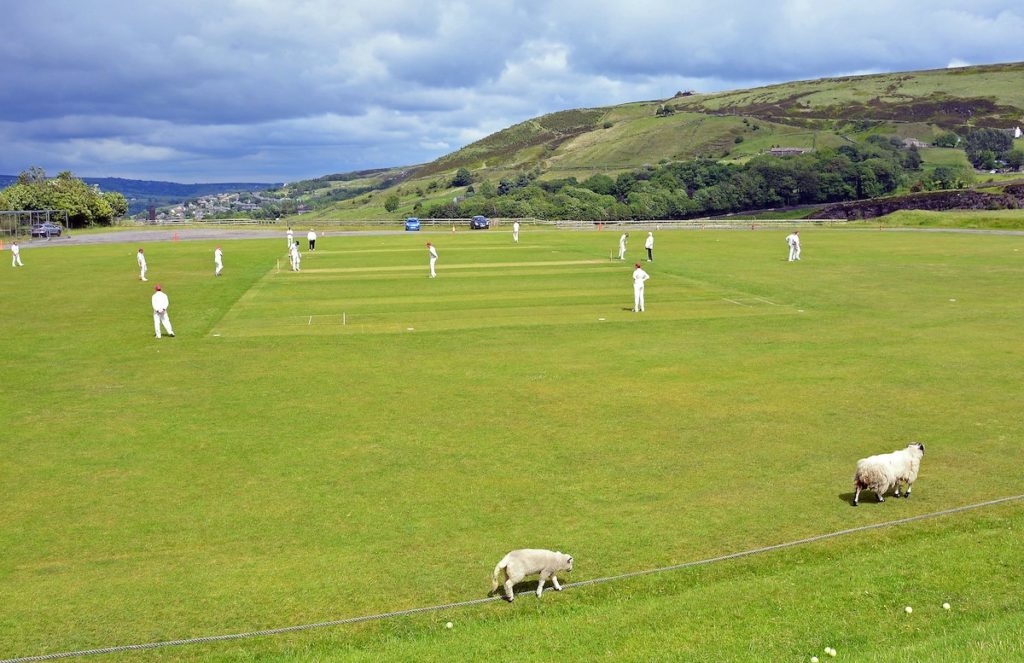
[137,248,148,281]
[618,232,628,260]
[214,246,224,276]
[11,241,23,267]
[426,242,438,277]
[632,262,650,312]
[286,226,294,249]
[289,240,301,272]
[786,230,801,261]
[151,284,175,338]
[644,232,654,262]
[513,220,520,243]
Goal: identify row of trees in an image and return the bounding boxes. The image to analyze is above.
[425,141,918,221]
[0,167,128,227]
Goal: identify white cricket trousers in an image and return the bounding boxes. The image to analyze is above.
[429,257,437,277]
[140,265,147,280]
[215,261,223,276]
[633,284,645,312]
[789,245,800,261]
[12,253,23,267]
[153,311,174,337]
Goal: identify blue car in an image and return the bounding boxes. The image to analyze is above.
[405,217,421,231]
[470,215,490,230]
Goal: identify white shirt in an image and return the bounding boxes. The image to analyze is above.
[214,248,223,264]
[307,230,317,241]
[619,234,627,247]
[137,252,146,266]
[633,267,650,287]
[645,234,654,249]
[11,244,19,255]
[513,222,520,231]
[428,245,438,259]
[152,291,169,312]
[787,233,800,247]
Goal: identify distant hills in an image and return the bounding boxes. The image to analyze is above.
[279,61,1024,222]
[0,175,279,215]
[6,62,1022,222]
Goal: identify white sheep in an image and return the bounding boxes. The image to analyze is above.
[852,442,925,506]
[489,549,573,601]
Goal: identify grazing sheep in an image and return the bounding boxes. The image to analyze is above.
[489,549,573,601]
[853,442,925,506]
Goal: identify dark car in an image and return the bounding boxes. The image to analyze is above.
[470,215,490,230]
[31,222,62,237]
[405,217,421,231]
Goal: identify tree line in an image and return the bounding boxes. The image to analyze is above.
[425,139,925,221]
[0,167,128,227]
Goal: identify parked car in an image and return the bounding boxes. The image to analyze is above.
[405,217,421,231]
[470,215,490,230]
[30,222,62,237]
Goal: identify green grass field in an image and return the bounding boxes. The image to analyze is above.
[2,227,1023,661]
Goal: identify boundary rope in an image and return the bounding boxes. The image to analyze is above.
[4,493,1022,663]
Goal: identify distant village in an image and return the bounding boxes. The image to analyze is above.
[142,190,310,221]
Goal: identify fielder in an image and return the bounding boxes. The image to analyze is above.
[644,232,654,262]
[286,226,294,249]
[618,232,628,260]
[786,230,801,261]
[632,262,650,312]
[151,284,175,338]
[513,220,520,243]
[214,246,223,276]
[137,248,148,281]
[426,242,438,277]
[290,240,301,271]
[11,241,23,267]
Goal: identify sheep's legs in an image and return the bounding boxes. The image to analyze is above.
[853,486,861,506]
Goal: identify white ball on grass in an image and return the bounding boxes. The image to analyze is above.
[811,657,819,663]
[445,621,453,629]
[905,606,913,614]
[942,602,951,610]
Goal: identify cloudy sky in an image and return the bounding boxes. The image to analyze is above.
[1,1,1021,183]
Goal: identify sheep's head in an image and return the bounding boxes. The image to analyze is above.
[909,442,925,455]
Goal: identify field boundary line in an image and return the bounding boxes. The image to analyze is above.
[4,494,1022,663]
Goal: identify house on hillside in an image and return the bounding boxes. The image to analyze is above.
[767,147,810,157]
[902,138,928,149]
[1015,126,1022,139]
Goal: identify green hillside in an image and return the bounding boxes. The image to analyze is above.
[278,62,1024,222]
